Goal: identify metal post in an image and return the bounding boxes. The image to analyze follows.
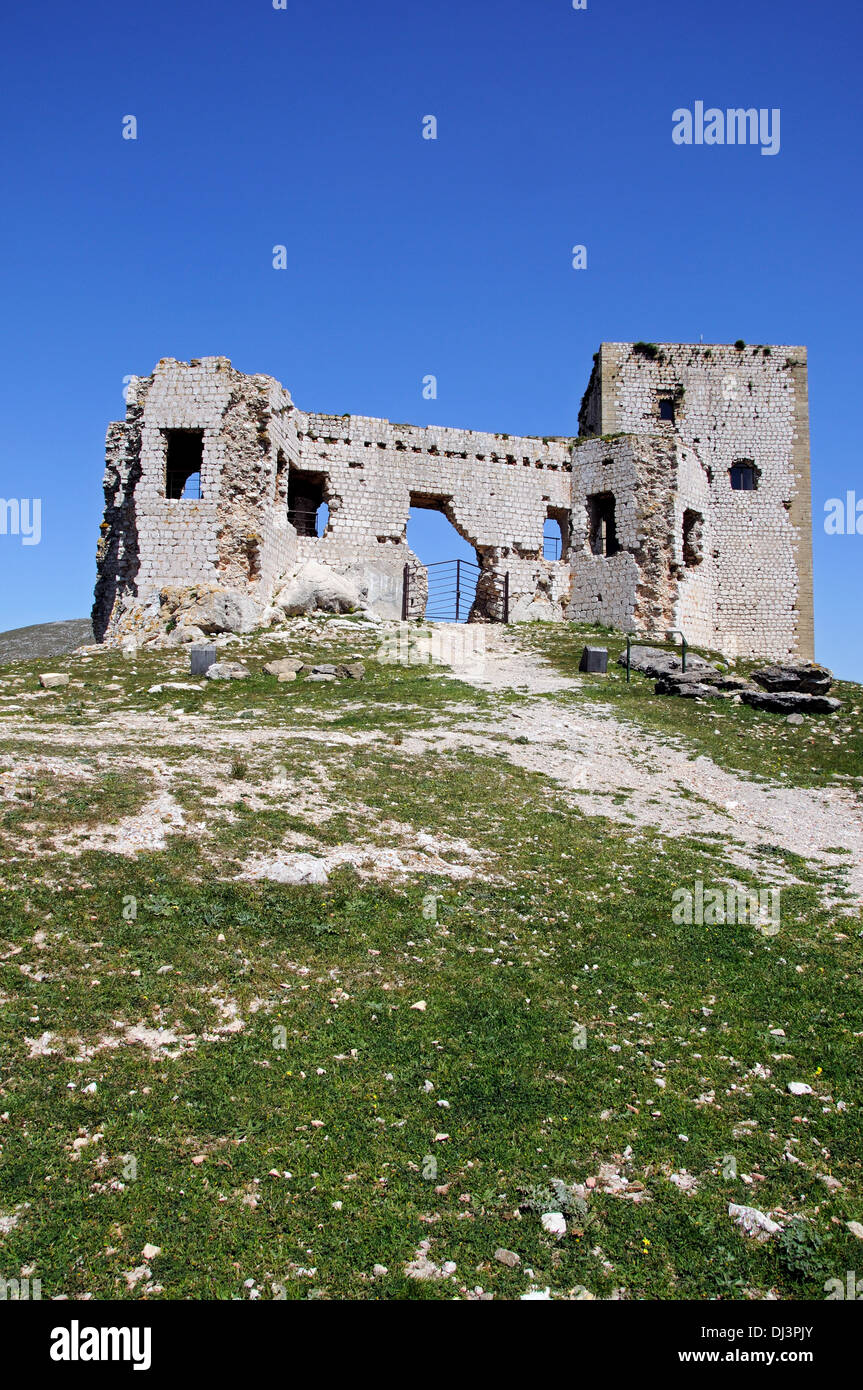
[455,559,461,623]
[503,571,510,624]
[402,564,410,621]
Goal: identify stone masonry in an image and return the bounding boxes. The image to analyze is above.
[93,342,814,661]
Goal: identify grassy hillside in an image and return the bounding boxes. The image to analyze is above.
[0,619,860,1300]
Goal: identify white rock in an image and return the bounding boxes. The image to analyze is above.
[728,1203,781,1240]
[275,561,363,617]
[787,1082,814,1096]
[541,1212,566,1237]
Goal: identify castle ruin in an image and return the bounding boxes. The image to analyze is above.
[93,342,814,660]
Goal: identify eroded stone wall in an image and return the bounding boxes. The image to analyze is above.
[578,343,814,659]
[94,345,814,661]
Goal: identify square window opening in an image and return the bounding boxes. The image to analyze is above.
[288,468,328,536]
[165,430,204,499]
[730,461,758,491]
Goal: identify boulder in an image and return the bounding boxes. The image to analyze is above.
[260,605,286,628]
[750,662,834,695]
[186,590,261,635]
[39,672,70,689]
[311,664,338,675]
[741,689,841,715]
[336,662,366,680]
[262,657,307,681]
[655,674,723,700]
[205,661,251,681]
[275,562,364,617]
[619,646,713,680]
[166,624,206,647]
[654,668,751,699]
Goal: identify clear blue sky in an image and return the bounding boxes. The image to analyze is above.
[1,0,861,674]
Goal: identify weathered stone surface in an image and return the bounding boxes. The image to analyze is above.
[262,658,306,679]
[310,663,338,675]
[187,589,260,635]
[38,672,70,689]
[741,689,841,715]
[655,675,723,700]
[275,562,362,617]
[205,661,250,681]
[92,345,815,664]
[654,667,751,699]
[166,624,206,646]
[750,662,834,694]
[336,662,366,680]
[620,646,713,680]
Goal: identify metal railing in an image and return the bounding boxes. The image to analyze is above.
[402,560,510,624]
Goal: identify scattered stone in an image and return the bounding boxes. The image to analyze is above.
[494,1248,521,1268]
[787,1082,814,1096]
[786,713,804,725]
[846,1221,863,1241]
[205,662,250,681]
[751,662,834,695]
[262,658,305,681]
[729,1204,781,1240]
[741,690,841,715]
[38,673,69,689]
[311,664,338,676]
[306,673,336,683]
[541,1212,566,1237]
[404,1241,456,1281]
[619,646,712,681]
[336,662,366,680]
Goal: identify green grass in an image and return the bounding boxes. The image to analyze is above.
[521,623,863,791]
[0,618,861,1300]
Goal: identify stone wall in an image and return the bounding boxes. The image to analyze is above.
[93,344,814,661]
[578,342,814,659]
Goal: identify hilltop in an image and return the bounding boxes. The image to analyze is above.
[0,618,860,1300]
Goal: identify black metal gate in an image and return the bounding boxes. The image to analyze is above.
[424,558,481,622]
[402,559,510,623]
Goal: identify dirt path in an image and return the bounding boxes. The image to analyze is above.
[438,626,863,903]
